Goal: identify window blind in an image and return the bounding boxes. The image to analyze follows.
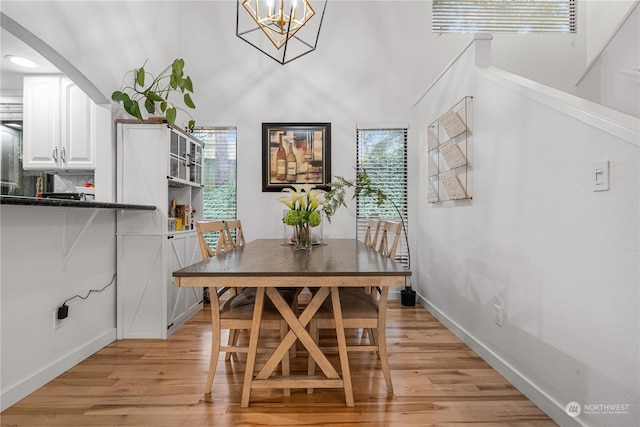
[192,127,237,221]
[356,128,409,267]
[433,0,577,33]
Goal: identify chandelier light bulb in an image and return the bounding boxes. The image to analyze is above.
[242,0,315,50]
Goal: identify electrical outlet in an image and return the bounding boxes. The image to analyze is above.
[53,309,63,330]
[493,304,503,326]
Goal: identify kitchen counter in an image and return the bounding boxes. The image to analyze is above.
[0,195,156,210]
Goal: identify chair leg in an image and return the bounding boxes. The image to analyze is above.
[369,328,378,351]
[376,326,393,393]
[280,321,291,397]
[225,329,238,361]
[307,320,319,394]
[205,323,221,394]
[290,298,299,359]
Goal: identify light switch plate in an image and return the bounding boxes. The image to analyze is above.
[593,161,610,192]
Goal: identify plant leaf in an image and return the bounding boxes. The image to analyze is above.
[144,97,155,114]
[160,101,167,112]
[187,120,195,132]
[184,76,193,93]
[183,93,195,109]
[135,67,145,87]
[165,107,177,125]
[147,92,163,102]
[172,58,184,76]
[169,73,178,90]
[111,91,129,102]
[175,75,185,92]
[124,99,143,122]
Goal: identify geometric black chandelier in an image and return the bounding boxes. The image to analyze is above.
[236,0,327,65]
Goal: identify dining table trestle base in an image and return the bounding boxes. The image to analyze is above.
[173,239,411,407]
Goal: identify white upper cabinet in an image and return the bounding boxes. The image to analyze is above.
[23,76,96,171]
[60,78,96,169]
[23,76,59,170]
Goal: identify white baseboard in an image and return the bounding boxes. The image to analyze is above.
[417,294,585,427]
[1,329,116,412]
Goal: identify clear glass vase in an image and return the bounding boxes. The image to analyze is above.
[293,223,313,250]
[283,211,323,249]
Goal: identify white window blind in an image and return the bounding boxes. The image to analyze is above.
[433,0,577,33]
[356,128,409,267]
[192,127,237,222]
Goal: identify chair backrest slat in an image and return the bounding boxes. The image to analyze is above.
[377,220,402,260]
[195,220,228,259]
[224,219,246,249]
[363,218,381,249]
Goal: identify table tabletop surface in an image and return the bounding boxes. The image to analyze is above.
[173,238,411,278]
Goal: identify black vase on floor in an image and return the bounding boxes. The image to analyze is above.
[401,288,416,306]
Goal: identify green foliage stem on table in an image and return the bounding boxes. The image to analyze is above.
[323,169,411,271]
[112,58,196,131]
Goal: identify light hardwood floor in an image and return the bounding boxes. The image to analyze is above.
[1,302,557,426]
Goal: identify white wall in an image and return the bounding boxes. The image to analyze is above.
[412,40,639,427]
[585,0,638,64]
[0,206,117,410]
[0,1,595,235]
[0,0,465,240]
[577,3,640,117]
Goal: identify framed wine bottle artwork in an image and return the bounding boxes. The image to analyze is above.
[262,122,331,192]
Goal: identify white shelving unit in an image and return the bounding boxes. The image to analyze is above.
[115,121,204,339]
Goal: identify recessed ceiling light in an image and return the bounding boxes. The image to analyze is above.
[5,55,39,69]
[3,122,23,130]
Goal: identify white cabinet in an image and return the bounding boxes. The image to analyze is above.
[116,121,204,339]
[116,122,203,234]
[23,76,96,171]
[167,233,203,332]
[117,232,202,339]
[60,78,96,169]
[22,76,58,170]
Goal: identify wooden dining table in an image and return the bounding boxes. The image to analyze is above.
[173,238,411,407]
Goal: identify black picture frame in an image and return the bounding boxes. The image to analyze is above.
[262,122,331,192]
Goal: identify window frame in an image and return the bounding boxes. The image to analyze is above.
[355,127,409,267]
[191,126,238,222]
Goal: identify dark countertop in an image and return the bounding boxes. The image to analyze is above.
[0,195,156,210]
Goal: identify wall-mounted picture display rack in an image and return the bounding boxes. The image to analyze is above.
[427,96,473,203]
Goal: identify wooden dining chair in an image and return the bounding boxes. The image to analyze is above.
[308,220,403,394]
[376,220,402,261]
[344,217,382,295]
[196,220,229,259]
[223,219,246,249]
[195,220,293,395]
[225,218,302,358]
[363,218,381,249]
[219,219,247,360]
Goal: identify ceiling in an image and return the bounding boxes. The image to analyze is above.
[1,27,61,96]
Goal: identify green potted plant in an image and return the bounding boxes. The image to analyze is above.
[324,169,416,306]
[112,58,196,131]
